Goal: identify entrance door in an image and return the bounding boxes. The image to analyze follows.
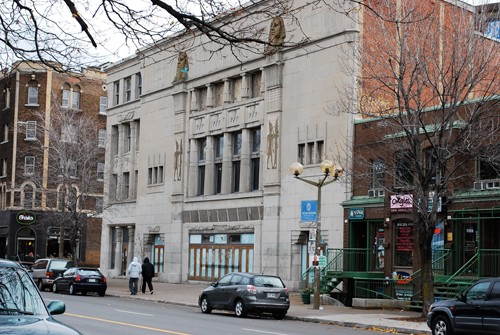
[463,222,478,274]
[351,222,367,271]
[153,244,164,275]
[481,219,499,277]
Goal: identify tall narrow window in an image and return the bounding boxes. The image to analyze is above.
[232,132,242,193]
[251,128,261,191]
[395,151,414,188]
[62,84,70,107]
[95,198,103,213]
[250,72,262,98]
[125,124,131,152]
[1,158,7,177]
[98,129,106,148]
[371,159,386,189]
[124,77,132,102]
[69,160,77,178]
[214,135,224,194]
[123,172,130,199]
[100,96,107,114]
[136,73,142,97]
[307,142,314,164]
[25,121,36,140]
[24,156,35,175]
[198,138,207,196]
[298,144,305,164]
[316,140,324,163]
[27,84,38,105]
[425,147,445,185]
[3,124,8,142]
[23,185,34,209]
[72,86,81,109]
[114,81,120,105]
[97,162,105,180]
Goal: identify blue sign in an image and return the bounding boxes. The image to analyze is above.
[301,200,317,222]
[348,208,365,220]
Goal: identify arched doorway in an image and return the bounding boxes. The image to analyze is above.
[16,227,36,261]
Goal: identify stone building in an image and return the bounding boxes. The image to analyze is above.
[0,61,106,266]
[100,0,356,288]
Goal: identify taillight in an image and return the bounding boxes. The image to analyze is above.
[75,275,81,282]
[46,271,53,278]
[246,285,257,294]
[103,277,107,283]
[284,288,289,294]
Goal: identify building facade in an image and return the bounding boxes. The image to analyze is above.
[0,61,106,266]
[100,0,356,288]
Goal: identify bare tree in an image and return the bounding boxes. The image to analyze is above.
[1,0,346,71]
[21,98,105,264]
[339,0,500,315]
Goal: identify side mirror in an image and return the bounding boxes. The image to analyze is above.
[47,300,66,315]
[211,282,217,287]
[457,293,466,302]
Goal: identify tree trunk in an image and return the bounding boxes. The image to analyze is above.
[420,237,434,316]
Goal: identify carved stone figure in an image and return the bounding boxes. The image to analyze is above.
[265,17,286,55]
[267,119,279,169]
[174,52,189,82]
[174,139,183,181]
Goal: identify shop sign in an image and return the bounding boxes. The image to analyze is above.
[16,211,36,225]
[348,208,364,220]
[390,194,413,211]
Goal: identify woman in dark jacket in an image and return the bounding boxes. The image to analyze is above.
[141,257,155,294]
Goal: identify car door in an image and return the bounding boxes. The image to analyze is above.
[210,274,232,307]
[454,280,491,332]
[224,274,244,308]
[483,281,500,333]
[58,269,73,291]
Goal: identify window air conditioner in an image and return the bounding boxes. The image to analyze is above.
[368,189,385,197]
[473,181,484,191]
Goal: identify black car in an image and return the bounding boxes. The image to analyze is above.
[31,258,74,291]
[0,258,81,334]
[53,267,107,296]
[427,277,500,335]
[198,272,290,319]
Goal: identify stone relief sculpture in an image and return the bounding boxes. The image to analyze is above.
[267,119,279,169]
[174,51,189,82]
[174,139,183,181]
[265,17,286,55]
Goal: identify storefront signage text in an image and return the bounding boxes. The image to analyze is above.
[390,194,413,211]
[348,208,365,220]
[16,211,36,225]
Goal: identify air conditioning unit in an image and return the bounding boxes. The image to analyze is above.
[473,181,485,191]
[368,189,385,198]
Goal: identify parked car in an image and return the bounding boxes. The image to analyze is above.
[31,258,74,291]
[53,267,107,296]
[198,272,290,319]
[427,277,500,335]
[0,258,82,334]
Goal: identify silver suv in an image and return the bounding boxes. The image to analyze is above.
[31,258,74,291]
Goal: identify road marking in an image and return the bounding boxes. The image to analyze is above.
[116,309,154,316]
[241,329,289,335]
[65,313,191,335]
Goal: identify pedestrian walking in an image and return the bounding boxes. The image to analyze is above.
[127,256,141,295]
[141,257,155,294]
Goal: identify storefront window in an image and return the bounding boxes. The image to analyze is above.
[395,222,413,267]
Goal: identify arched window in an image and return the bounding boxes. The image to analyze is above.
[62,83,71,108]
[16,227,36,261]
[72,85,81,109]
[27,80,39,105]
[0,183,6,210]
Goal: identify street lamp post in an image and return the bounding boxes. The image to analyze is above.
[289,160,343,310]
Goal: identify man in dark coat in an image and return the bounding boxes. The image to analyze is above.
[141,257,155,294]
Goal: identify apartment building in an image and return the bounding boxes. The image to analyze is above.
[0,61,106,266]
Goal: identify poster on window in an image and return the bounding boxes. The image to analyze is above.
[396,222,413,251]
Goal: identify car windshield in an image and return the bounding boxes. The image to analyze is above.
[0,267,48,316]
[49,261,73,270]
[253,276,285,288]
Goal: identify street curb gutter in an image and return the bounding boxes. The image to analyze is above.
[107,293,431,334]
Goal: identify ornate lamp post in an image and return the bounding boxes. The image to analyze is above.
[289,160,343,309]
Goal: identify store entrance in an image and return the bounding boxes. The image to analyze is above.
[462,222,478,274]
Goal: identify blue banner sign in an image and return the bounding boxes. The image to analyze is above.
[301,200,317,222]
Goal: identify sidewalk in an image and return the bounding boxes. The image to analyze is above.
[105,278,430,334]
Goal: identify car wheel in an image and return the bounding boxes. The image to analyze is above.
[99,290,106,297]
[69,284,76,295]
[272,312,286,320]
[37,280,44,291]
[53,283,58,293]
[432,315,452,335]
[200,296,212,314]
[234,299,247,318]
